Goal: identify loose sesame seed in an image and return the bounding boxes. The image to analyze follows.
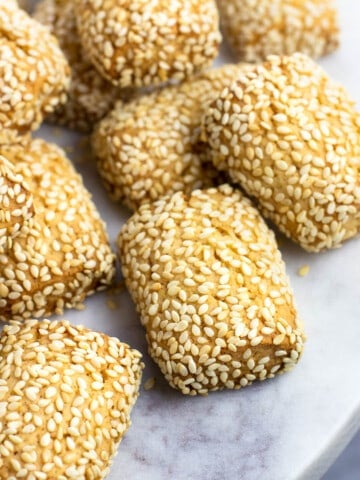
[298,265,310,277]
[143,377,156,391]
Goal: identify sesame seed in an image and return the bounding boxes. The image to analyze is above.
[298,265,310,277]
[40,432,51,447]
[143,377,156,391]
[25,387,39,402]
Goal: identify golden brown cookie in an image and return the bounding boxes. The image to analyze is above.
[93,64,253,211]
[34,0,126,133]
[0,155,34,249]
[0,139,115,321]
[118,185,305,395]
[217,0,339,62]
[202,54,360,252]
[0,2,70,144]
[75,0,221,88]
[0,319,143,480]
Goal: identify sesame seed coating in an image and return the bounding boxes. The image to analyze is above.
[0,156,34,250]
[0,138,115,322]
[118,184,305,395]
[93,64,253,211]
[0,319,143,480]
[203,53,360,252]
[34,0,128,133]
[0,2,70,144]
[216,0,339,62]
[75,0,221,88]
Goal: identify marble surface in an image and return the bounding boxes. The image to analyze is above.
[7,0,360,479]
[323,429,360,479]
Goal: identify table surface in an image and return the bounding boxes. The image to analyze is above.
[323,429,360,480]
[12,1,360,479]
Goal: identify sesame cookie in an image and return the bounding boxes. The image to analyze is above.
[118,185,305,395]
[0,139,115,321]
[217,0,339,62]
[0,2,70,144]
[34,0,124,133]
[203,54,360,252]
[0,156,34,249]
[93,64,252,211]
[75,0,221,88]
[0,319,143,480]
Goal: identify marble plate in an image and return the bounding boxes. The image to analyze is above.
[8,1,360,479]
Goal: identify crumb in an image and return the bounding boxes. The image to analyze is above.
[106,299,118,311]
[106,281,125,296]
[75,303,86,311]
